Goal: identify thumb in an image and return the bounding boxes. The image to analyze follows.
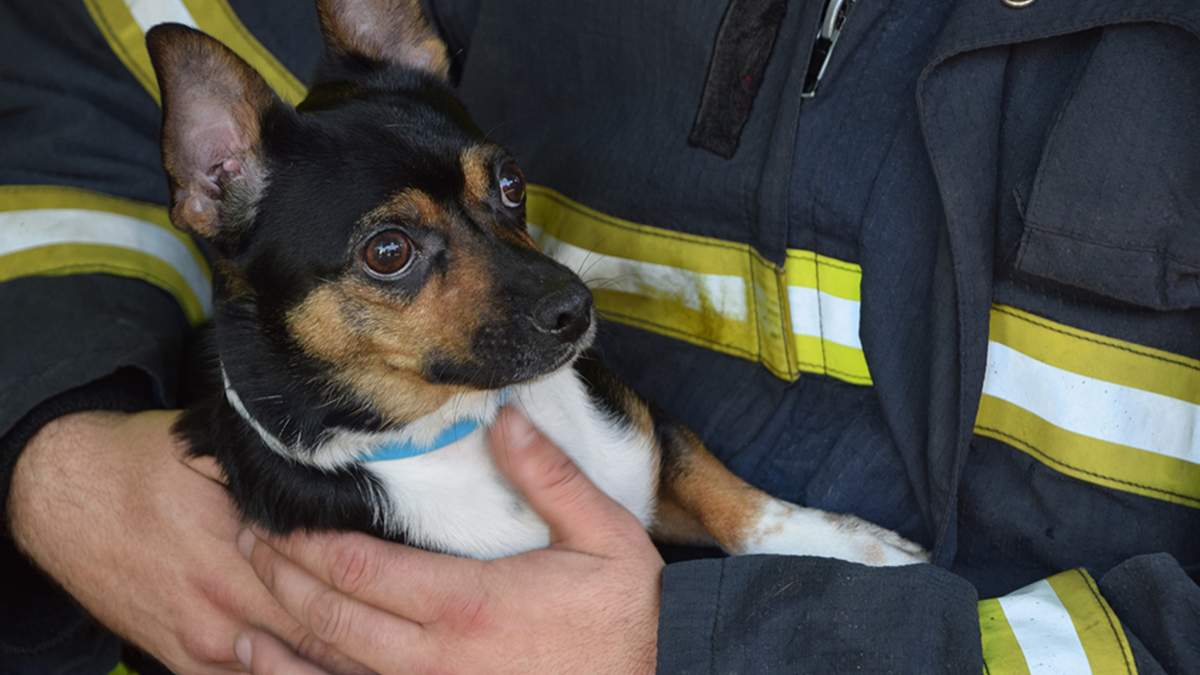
[489,407,643,552]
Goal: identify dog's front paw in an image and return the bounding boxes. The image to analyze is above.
[736,500,928,566]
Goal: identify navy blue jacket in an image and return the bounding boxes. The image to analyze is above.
[2,1,1198,672]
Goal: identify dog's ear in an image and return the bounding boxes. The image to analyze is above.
[316,0,450,80]
[146,23,277,240]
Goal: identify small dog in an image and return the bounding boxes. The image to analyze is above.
[147,0,925,565]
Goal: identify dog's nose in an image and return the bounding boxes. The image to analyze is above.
[531,284,593,342]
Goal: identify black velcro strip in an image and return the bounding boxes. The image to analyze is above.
[688,0,789,159]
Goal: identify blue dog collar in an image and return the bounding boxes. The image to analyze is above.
[360,417,484,462]
[359,388,512,463]
[220,360,510,464]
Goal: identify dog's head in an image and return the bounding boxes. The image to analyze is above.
[147,0,593,425]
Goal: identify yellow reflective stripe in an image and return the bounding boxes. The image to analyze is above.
[976,397,1200,508]
[0,185,210,325]
[180,0,307,104]
[785,250,862,301]
[0,185,205,270]
[979,570,1136,675]
[85,0,307,104]
[527,185,872,384]
[979,598,1032,675]
[1047,570,1136,675]
[84,0,161,99]
[991,305,1200,405]
[108,662,139,675]
[976,305,1200,509]
[0,244,206,325]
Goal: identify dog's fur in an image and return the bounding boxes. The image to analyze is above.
[150,0,925,565]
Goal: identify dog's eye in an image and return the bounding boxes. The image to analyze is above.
[362,230,414,278]
[498,160,525,209]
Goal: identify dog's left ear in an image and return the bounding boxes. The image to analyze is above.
[147,23,278,240]
[316,0,451,80]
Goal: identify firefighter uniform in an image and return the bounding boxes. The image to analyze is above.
[2,1,1198,672]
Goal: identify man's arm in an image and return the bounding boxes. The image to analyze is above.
[242,412,1200,674]
[0,6,370,674]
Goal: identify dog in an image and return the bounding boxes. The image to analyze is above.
[146,0,925,566]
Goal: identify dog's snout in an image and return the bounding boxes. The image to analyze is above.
[531,284,593,342]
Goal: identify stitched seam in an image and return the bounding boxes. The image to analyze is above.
[1023,222,1200,270]
[814,257,862,274]
[709,563,725,675]
[975,426,1200,506]
[929,15,1200,73]
[993,303,1200,367]
[1076,569,1134,675]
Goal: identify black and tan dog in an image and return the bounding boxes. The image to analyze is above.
[148,0,925,565]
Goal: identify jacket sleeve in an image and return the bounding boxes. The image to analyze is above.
[657,553,1200,674]
[657,556,982,673]
[0,5,203,529]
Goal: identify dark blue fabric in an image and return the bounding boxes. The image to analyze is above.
[4,0,1200,671]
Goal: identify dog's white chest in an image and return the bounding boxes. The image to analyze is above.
[358,368,659,559]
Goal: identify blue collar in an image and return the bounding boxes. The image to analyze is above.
[359,417,486,462]
[359,388,512,463]
[221,361,509,464]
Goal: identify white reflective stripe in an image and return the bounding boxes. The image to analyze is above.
[530,225,749,321]
[124,0,197,31]
[984,341,1200,464]
[998,579,1092,674]
[787,287,862,349]
[0,208,212,315]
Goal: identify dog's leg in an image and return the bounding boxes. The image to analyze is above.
[574,354,926,565]
[653,422,927,565]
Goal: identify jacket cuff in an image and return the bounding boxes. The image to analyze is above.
[0,368,158,537]
[657,556,982,673]
[657,558,725,672]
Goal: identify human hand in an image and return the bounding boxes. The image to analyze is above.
[238,408,664,675]
[7,409,369,675]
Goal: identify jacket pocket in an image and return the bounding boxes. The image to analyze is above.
[1014,22,1200,310]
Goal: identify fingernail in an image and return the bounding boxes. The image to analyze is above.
[499,409,538,450]
[237,528,256,560]
[234,633,253,668]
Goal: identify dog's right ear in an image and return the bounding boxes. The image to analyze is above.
[147,24,277,240]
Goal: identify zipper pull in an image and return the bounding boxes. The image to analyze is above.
[801,0,855,98]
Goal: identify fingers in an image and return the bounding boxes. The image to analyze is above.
[241,530,435,672]
[236,631,332,675]
[243,528,484,624]
[489,408,644,552]
[235,585,372,675]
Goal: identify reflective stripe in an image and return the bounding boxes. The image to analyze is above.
[532,226,749,321]
[979,569,1135,675]
[976,305,1200,508]
[788,288,862,349]
[126,0,196,31]
[527,185,872,385]
[0,186,210,324]
[985,343,1200,462]
[108,663,138,675]
[999,579,1091,674]
[84,0,307,104]
[87,5,872,385]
